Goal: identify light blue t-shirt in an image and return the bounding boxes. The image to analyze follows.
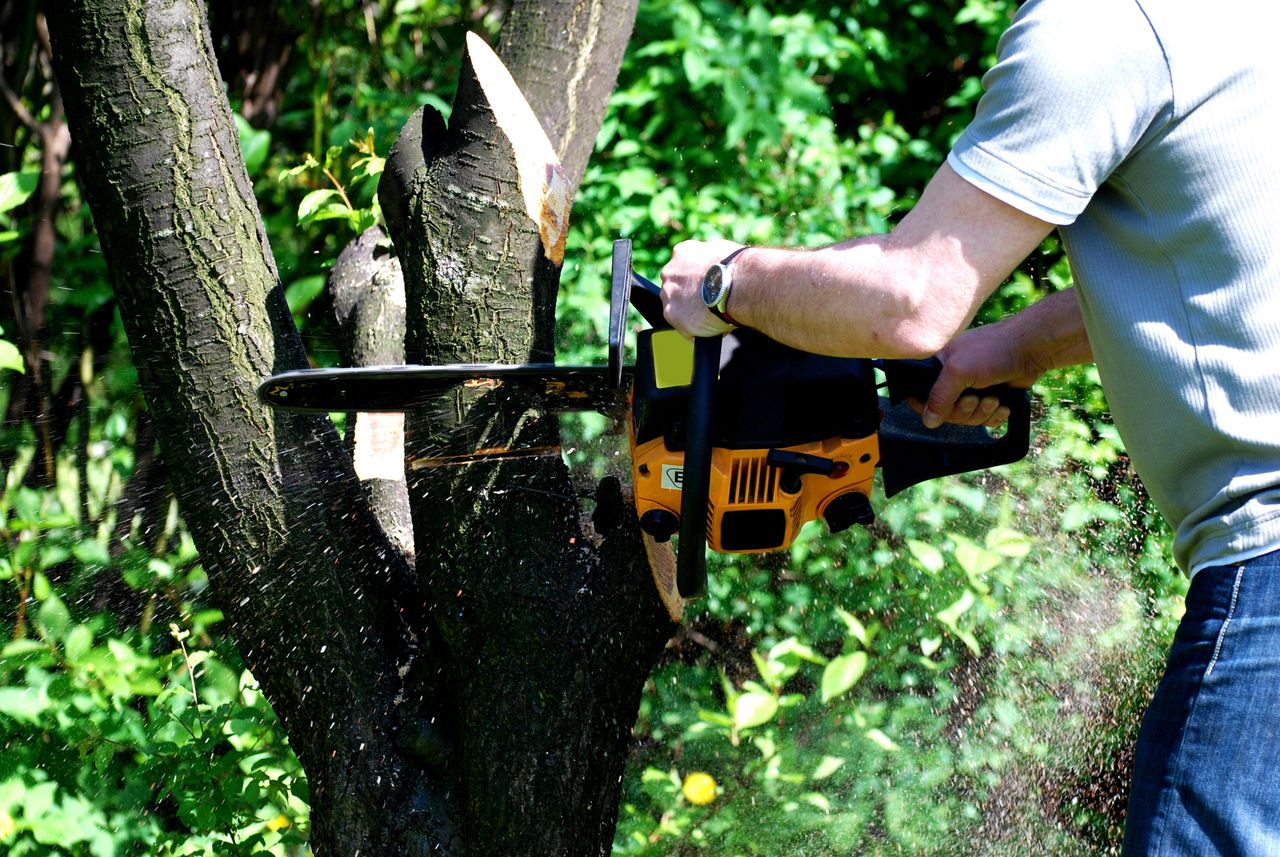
[948,0,1280,575]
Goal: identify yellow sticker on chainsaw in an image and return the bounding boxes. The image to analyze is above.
[651,329,695,389]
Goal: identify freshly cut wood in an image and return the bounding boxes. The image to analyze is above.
[466,32,571,265]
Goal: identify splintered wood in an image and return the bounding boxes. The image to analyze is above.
[466,32,571,265]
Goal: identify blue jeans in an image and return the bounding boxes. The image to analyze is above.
[1123,550,1280,856]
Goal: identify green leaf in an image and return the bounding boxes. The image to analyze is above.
[953,535,1001,582]
[821,651,868,703]
[284,275,327,315]
[835,607,867,645]
[0,339,23,373]
[36,596,70,640]
[1061,502,1093,531]
[906,539,945,574]
[936,589,976,629]
[93,742,113,774]
[64,624,93,663]
[235,113,272,177]
[0,686,50,724]
[732,691,779,731]
[767,637,826,666]
[812,755,846,781]
[0,171,39,214]
[72,539,111,567]
[865,728,900,752]
[296,189,347,225]
[985,527,1033,558]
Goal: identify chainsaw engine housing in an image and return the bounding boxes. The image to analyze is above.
[630,327,882,553]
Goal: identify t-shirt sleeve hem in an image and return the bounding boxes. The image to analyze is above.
[947,143,1084,226]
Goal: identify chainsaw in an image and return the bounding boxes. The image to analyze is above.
[259,239,1030,598]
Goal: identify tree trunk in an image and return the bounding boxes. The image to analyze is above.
[380,4,673,853]
[46,2,453,853]
[328,226,415,564]
[48,0,669,853]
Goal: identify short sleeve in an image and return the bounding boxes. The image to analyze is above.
[948,0,1173,225]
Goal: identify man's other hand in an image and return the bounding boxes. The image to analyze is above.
[659,239,744,337]
[919,322,1043,429]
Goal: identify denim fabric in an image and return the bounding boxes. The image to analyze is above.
[1123,550,1280,856]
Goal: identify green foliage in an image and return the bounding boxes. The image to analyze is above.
[1,418,306,855]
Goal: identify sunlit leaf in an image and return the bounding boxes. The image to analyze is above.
[296,189,347,225]
[985,526,1033,558]
[0,171,39,214]
[953,535,999,589]
[733,691,779,731]
[865,728,900,752]
[0,687,50,724]
[235,113,272,177]
[0,339,23,373]
[812,755,846,781]
[936,589,976,629]
[906,539,945,574]
[821,651,868,703]
[835,607,867,645]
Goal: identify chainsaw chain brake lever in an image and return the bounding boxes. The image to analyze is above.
[875,356,1032,498]
[609,239,670,388]
[609,238,712,598]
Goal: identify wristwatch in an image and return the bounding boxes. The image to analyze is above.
[701,246,749,327]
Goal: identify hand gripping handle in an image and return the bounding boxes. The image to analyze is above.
[876,357,1031,497]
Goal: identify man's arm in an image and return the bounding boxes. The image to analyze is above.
[659,163,1055,357]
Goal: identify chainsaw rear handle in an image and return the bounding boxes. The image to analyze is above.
[676,334,721,598]
[876,356,1031,497]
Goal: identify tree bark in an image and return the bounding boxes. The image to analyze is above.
[328,226,415,563]
[46,2,453,853]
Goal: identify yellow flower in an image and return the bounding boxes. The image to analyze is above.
[0,809,16,841]
[266,814,291,832]
[682,771,718,806]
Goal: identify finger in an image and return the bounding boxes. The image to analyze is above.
[984,405,1010,429]
[972,395,1001,423]
[951,394,981,422]
[921,364,973,429]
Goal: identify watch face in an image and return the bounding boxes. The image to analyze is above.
[702,265,726,307]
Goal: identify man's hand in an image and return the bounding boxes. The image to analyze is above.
[919,322,1041,429]
[659,239,744,337]
[920,288,1091,428]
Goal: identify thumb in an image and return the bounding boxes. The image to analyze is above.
[920,361,972,429]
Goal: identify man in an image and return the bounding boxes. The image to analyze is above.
[659,0,1280,853]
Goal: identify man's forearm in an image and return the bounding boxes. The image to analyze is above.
[660,165,1058,358]
[723,235,981,359]
[999,287,1093,376]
